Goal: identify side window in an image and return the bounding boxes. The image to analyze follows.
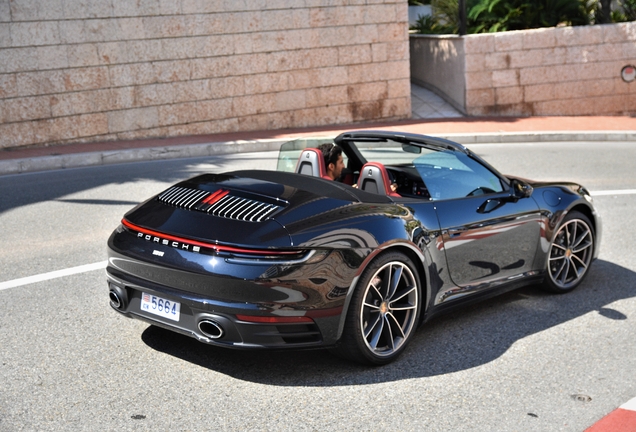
[415,151,504,200]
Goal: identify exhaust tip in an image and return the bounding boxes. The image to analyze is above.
[108,285,128,310]
[198,320,224,339]
[109,290,122,309]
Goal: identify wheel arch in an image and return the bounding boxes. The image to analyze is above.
[566,202,602,260]
[542,204,597,293]
[569,203,596,234]
[386,244,430,323]
[335,241,430,341]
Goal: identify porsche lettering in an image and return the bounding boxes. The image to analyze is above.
[137,232,201,253]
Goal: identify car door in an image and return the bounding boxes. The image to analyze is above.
[435,194,541,291]
[415,149,542,296]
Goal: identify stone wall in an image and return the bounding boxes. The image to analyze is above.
[0,0,411,149]
[410,35,465,113]
[411,22,636,116]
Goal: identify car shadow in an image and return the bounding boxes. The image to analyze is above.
[141,259,635,386]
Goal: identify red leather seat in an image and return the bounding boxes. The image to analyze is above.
[295,148,331,180]
[358,162,400,197]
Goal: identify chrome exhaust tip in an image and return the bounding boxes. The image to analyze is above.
[198,320,224,339]
[109,290,122,309]
[109,285,128,310]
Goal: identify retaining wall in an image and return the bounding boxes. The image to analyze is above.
[0,0,411,149]
[410,35,465,113]
[411,22,636,116]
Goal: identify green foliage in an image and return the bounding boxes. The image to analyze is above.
[433,0,461,29]
[410,0,461,33]
[468,0,525,32]
[411,0,472,34]
[411,0,595,34]
[468,0,590,32]
[610,0,636,21]
[626,0,636,19]
[592,0,612,22]
[412,13,456,33]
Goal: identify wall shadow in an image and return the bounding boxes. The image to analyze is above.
[141,259,635,387]
[0,153,275,215]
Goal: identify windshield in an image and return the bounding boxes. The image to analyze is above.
[355,140,504,200]
[278,136,505,201]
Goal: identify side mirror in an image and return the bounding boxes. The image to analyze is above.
[510,178,533,199]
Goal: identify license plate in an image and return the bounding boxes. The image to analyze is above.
[140,292,181,322]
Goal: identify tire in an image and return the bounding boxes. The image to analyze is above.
[334,251,421,365]
[541,210,595,293]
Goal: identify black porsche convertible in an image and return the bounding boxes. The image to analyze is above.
[106,131,601,365]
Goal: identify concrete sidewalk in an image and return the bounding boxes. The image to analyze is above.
[1,114,636,176]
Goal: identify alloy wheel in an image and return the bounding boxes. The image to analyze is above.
[359,261,419,357]
[548,217,594,290]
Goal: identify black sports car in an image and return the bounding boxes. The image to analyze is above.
[107,131,601,365]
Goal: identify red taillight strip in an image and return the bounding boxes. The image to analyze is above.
[202,189,230,205]
[236,314,314,324]
[122,219,299,256]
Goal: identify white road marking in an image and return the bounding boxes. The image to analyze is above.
[0,187,635,291]
[622,397,636,412]
[0,261,107,291]
[590,189,636,196]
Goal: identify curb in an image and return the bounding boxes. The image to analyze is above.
[1,131,635,177]
[0,138,289,177]
[445,131,636,144]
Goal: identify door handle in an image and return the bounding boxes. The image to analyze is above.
[478,199,504,214]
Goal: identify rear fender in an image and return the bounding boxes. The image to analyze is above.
[334,240,430,342]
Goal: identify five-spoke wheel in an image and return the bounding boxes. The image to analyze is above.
[543,211,595,293]
[334,251,421,365]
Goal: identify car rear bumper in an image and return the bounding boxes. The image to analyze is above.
[105,226,361,348]
[106,268,332,348]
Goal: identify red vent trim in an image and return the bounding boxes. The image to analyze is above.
[202,189,230,205]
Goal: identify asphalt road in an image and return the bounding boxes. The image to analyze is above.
[1,142,635,431]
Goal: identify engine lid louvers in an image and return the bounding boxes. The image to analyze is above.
[157,186,209,209]
[157,186,285,222]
